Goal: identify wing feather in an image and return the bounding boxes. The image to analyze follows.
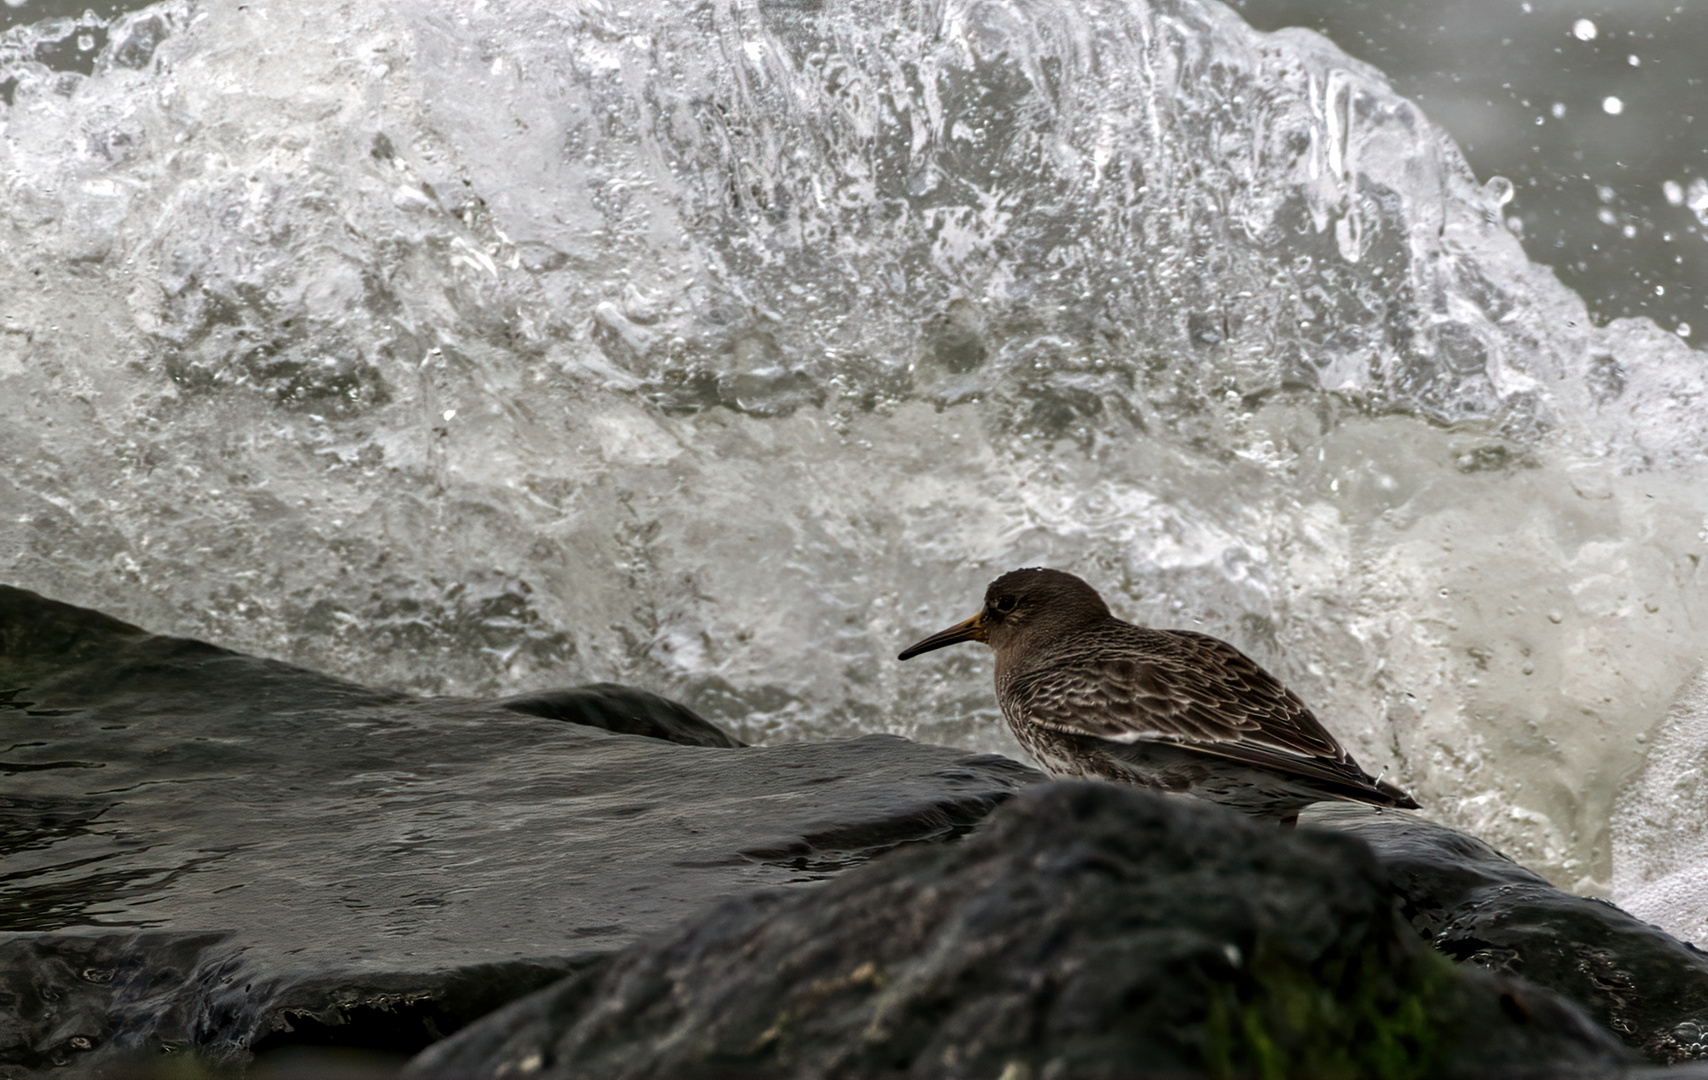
[1005,626,1351,770]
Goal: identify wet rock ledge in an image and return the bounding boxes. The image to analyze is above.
[4,584,1708,1078]
[0,585,1032,1076]
[408,781,1629,1080]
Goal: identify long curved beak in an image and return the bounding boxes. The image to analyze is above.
[897,612,987,660]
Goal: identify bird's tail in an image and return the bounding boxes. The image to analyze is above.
[1372,766,1421,810]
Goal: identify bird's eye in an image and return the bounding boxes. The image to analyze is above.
[994,594,1018,613]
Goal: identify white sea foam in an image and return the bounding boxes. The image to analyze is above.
[1613,671,1708,944]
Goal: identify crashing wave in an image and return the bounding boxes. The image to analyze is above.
[2,0,1706,894]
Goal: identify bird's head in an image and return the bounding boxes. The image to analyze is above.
[897,567,1112,661]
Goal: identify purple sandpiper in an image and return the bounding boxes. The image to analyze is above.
[899,567,1418,826]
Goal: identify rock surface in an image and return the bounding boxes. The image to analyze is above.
[1311,803,1708,1065]
[8,583,1708,1078]
[0,586,1036,1074]
[407,783,1631,1080]
[499,683,746,748]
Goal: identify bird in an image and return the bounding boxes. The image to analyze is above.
[897,567,1418,826]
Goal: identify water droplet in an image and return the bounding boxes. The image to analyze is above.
[1602,96,1624,116]
[1573,19,1598,41]
[1689,178,1708,214]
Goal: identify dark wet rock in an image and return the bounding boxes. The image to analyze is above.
[499,683,744,748]
[6,581,1705,1078]
[1310,803,1708,1065]
[0,586,1037,1075]
[0,931,578,1075]
[407,783,1631,1080]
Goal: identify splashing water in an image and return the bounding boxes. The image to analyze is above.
[2,0,1706,898]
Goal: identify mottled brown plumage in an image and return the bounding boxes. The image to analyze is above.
[898,567,1418,823]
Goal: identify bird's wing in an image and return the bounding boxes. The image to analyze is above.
[1006,629,1349,766]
